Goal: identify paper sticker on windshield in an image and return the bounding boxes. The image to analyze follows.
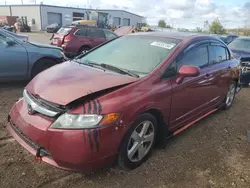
[150,42,176,49]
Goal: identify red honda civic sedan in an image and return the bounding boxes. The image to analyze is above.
[7,32,248,172]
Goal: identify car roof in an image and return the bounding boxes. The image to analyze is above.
[63,25,100,29]
[127,31,220,42]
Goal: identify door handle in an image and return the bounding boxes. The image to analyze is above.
[205,74,213,79]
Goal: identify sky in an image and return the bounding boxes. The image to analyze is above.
[1,0,250,29]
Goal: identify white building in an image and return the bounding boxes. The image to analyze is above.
[0,4,146,31]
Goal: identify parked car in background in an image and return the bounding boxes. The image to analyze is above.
[224,35,238,44]
[228,37,250,59]
[217,35,227,43]
[211,34,238,44]
[1,25,14,32]
[1,28,28,42]
[7,32,249,172]
[45,23,61,33]
[50,25,118,57]
[0,29,66,81]
[114,26,134,36]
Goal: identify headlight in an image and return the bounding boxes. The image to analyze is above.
[60,51,65,57]
[50,113,120,129]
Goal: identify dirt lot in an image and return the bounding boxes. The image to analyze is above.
[0,33,250,188]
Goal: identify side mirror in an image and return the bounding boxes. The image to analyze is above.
[176,65,200,84]
[6,37,15,46]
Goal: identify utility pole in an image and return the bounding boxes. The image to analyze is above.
[21,0,23,4]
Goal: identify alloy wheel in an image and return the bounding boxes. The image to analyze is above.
[226,83,236,107]
[127,120,155,162]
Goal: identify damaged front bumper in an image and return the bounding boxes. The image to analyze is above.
[6,98,119,172]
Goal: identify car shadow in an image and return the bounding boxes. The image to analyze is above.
[0,81,28,89]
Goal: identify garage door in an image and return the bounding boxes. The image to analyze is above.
[113,17,121,26]
[123,18,130,26]
[47,12,62,25]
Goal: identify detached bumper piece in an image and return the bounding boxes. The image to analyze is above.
[9,117,51,158]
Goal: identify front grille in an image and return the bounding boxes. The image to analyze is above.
[27,92,66,113]
[9,119,50,157]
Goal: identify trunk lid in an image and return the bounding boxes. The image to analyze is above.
[51,27,73,46]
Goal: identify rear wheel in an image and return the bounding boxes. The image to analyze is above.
[223,81,236,110]
[78,46,91,55]
[31,59,56,78]
[118,113,157,170]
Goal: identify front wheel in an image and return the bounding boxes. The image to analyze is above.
[118,113,157,170]
[223,81,236,110]
[31,59,56,78]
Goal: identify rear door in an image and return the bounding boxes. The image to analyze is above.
[85,27,107,47]
[0,33,28,78]
[207,43,234,104]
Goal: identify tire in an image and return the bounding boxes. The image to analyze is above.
[31,59,56,78]
[223,81,237,110]
[118,113,157,170]
[78,46,91,55]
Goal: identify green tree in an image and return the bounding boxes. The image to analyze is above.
[209,18,226,34]
[141,23,148,27]
[158,19,166,28]
[195,27,203,32]
[166,25,172,29]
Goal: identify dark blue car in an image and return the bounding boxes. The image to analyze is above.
[228,37,250,58]
[228,37,250,87]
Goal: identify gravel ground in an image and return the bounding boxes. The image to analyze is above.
[0,33,250,188]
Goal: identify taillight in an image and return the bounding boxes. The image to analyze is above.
[62,35,72,44]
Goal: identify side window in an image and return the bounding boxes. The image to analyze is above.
[209,45,228,64]
[75,28,86,36]
[0,33,6,44]
[177,45,209,70]
[86,28,105,38]
[104,30,117,39]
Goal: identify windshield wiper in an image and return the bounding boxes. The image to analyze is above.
[72,60,139,78]
[99,63,139,78]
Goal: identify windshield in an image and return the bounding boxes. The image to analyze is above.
[78,35,181,76]
[57,27,72,35]
[228,38,250,50]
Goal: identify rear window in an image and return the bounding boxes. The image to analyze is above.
[86,28,105,38]
[57,27,72,35]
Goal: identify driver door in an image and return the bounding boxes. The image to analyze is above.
[0,33,28,78]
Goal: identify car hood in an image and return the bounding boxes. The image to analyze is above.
[26,61,138,105]
[230,48,250,58]
[28,41,62,51]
